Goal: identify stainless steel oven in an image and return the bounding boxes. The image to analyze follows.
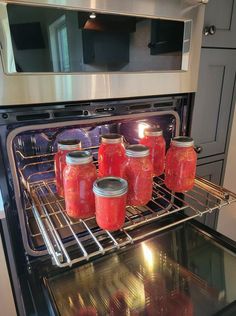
[2,1,236,316]
[0,0,205,105]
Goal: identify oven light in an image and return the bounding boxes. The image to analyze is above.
[89,12,96,19]
[138,123,150,139]
[142,243,154,270]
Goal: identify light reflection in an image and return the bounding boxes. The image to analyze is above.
[142,243,154,271]
[89,12,96,19]
[68,296,74,308]
[138,122,150,139]
[78,293,85,307]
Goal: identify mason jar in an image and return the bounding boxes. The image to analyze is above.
[64,151,97,219]
[140,127,166,176]
[124,144,153,206]
[98,134,126,178]
[165,136,197,192]
[54,139,81,197]
[93,177,128,231]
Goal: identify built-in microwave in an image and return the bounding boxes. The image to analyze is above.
[0,0,206,105]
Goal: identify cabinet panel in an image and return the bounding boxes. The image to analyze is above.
[202,0,236,48]
[191,49,236,158]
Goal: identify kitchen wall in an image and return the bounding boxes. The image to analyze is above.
[218,101,236,241]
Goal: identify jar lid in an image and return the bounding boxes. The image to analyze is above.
[144,127,163,137]
[58,139,81,150]
[66,150,92,165]
[101,134,123,144]
[171,136,194,147]
[126,144,149,157]
[93,177,128,197]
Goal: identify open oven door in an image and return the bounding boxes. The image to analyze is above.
[42,220,236,316]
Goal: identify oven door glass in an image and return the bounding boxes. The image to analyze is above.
[46,222,236,316]
[7,4,190,73]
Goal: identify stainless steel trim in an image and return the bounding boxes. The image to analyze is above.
[0,0,205,105]
[7,110,180,256]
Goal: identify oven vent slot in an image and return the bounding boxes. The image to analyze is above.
[53,110,85,118]
[154,102,174,108]
[129,104,151,110]
[64,103,90,108]
[95,107,115,113]
[16,113,50,121]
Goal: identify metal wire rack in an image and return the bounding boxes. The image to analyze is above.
[17,150,236,268]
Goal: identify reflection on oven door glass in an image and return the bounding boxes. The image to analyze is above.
[47,223,236,316]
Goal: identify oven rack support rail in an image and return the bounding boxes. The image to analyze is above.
[18,151,236,268]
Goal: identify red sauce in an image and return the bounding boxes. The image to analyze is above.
[124,145,153,206]
[98,134,125,178]
[165,137,197,192]
[93,177,128,231]
[54,140,81,197]
[140,128,166,176]
[64,151,97,219]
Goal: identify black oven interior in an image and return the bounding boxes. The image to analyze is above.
[10,101,182,262]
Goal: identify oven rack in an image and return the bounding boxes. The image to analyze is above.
[18,151,236,268]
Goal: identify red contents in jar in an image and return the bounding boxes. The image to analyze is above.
[167,291,193,316]
[93,177,128,231]
[64,151,97,219]
[54,140,81,197]
[98,134,126,178]
[140,128,166,177]
[124,145,153,206]
[165,137,197,192]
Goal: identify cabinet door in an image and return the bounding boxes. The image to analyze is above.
[202,0,236,48]
[195,160,223,228]
[191,49,236,158]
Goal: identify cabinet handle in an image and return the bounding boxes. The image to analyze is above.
[204,25,216,36]
[194,146,203,154]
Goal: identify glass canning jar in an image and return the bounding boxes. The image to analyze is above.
[124,145,153,206]
[64,151,97,219]
[140,127,166,177]
[164,136,197,192]
[98,134,126,178]
[54,139,81,197]
[93,177,128,231]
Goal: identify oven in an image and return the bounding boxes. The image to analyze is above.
[1,94,236,316]
[1,1,236,316]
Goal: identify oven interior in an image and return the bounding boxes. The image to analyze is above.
[6,96,236,269]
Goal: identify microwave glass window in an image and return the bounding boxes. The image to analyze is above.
[7,4,190,73]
